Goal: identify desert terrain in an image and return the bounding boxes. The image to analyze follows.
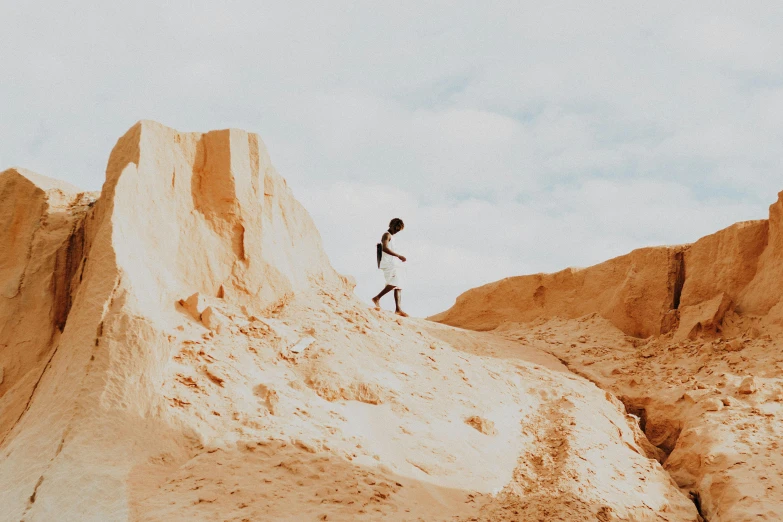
[434,205,783,521]
[1,121,778,521]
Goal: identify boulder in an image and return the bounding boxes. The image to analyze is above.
[201,306,228,332]
[465,415,497,435]
[674,293,734,342]
[738,376,758,395]
[180,292,208,320]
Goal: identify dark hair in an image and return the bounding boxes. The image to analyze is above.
[389,218,404,230]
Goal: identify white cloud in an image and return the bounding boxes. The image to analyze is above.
[1,1,781,316]
[300,178,762,316]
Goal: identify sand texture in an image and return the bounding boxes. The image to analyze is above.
[0,121,727,521]
[435,195,783,521]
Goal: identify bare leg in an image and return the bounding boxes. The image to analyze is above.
[372,285,395,309]
[394,289,408,317]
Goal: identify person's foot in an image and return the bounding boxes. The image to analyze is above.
[395,310,409,317]
[371,297,381,310]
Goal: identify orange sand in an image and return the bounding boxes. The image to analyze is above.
[1,120,758,521]
[435,192,783,521]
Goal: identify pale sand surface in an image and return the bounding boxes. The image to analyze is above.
[489,313,783,521]
[125,293,698,521]
[0,122,700,521]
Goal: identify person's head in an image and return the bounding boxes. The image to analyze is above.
[389,218,405,234]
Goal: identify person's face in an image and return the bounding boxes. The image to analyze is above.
[394,224,404,234]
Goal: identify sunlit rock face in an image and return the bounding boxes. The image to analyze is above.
[0,121,706,521]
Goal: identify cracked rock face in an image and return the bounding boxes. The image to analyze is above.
[0,122,701,521]
[435,192,783,521]
[0,168,97,443]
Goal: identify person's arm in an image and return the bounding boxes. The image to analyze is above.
[381,233,406,261]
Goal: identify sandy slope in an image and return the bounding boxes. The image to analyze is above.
[127,290,698,521]
[0,122,700,521]
[489,314,783,521]
[434,189,783,521]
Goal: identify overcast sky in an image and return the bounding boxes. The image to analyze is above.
[2,2,782,316]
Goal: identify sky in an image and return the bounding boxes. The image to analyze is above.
[2,2,783,317]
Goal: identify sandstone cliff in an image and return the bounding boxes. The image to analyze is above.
[0,122,701,521]
[434,193,783,521]
[0,169,96,443]
[431,209,783,340]
[0,121,348,519]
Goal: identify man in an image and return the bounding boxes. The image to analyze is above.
[372,218,408,317]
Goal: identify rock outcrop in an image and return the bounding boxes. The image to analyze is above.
[739,192,783,317]
[433,211,782,341]
[679,220,768,309]
[432,245,688,337]
[0,121,701,521]
[0,168,95,443]
[0,122,347,520]
[434,191,783,521]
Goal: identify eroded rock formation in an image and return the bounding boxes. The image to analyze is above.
[0,121,703,521]
[0,122,347,520]
[0,169,96,443]
[435,193,783,521]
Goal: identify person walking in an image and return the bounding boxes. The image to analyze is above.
[372,218,408,317]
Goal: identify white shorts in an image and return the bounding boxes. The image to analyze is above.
[382,266,404,288]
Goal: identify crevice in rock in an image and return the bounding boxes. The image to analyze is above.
[616,397,682,461]
[690,491,706,520]
[670,250,686,311]
[552,357,687,465]
[546,352,676,453]
[544,350,706,520]
[660,250,687,334]
[29,475,43,503]
[0,340,63,449]
[52,217,87,332]
[232,223,246,261]
[27,474,44,508]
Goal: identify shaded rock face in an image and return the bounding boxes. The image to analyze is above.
[740,192,783,317]
[0,168,96,442]
[433,216,774,339]
[432,245,688,337]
